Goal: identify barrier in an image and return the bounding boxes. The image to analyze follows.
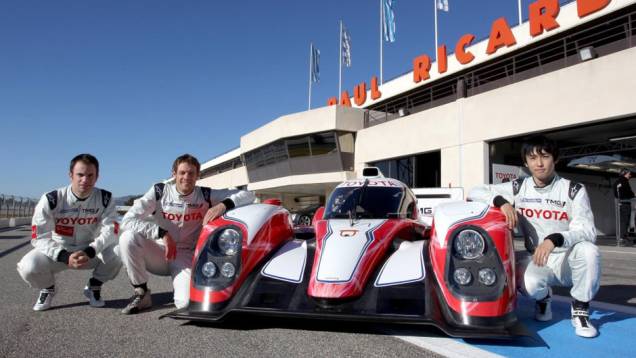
[0,193,36,220]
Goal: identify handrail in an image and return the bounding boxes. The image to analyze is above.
[0,194,37,218]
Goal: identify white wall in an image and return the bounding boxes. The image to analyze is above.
[241,106,365,153]
[197,167,249,190]
[355,47,636,194]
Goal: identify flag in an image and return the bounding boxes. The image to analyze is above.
[342,25,352,67]
[437,0,449,12]
[311,44,320,83]
[383,0,396,43]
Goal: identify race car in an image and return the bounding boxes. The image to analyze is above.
[165,172,528,338]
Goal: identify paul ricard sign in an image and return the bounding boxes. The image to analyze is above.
[327,0,625,108]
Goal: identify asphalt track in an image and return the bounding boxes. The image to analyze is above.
[1,225,635,357]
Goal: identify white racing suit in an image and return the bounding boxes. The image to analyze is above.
[17,186,121,288]
[119,183,255,308]
[469,175,600,303]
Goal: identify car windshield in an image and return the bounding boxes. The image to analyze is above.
[324,185,404,220]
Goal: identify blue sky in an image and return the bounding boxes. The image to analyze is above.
[0,0,572,197]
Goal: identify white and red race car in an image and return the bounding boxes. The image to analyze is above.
[165,173,528,338]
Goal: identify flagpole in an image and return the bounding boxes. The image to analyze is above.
[434,0,438,60]
[517,0,522,25]
[308,43,313,111]
[380,0,383,85]
[339,20,343,100]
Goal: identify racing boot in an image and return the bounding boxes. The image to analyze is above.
[534,288,552,322]
[33,287,55,311]
[121,287,152,314]
[571,300,598,338]
[83,286,105,307]
[83,278,105,307]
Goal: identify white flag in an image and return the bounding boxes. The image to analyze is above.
[342,25,352,68]
[437,0,449,12]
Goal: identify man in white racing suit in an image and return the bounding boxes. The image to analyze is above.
[469,136,600,338]
[17,154,121,311]
[119,154,255,314]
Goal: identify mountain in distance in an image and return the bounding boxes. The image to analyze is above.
[114,195,142,206]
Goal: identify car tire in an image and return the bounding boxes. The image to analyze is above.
[297,214,312,226]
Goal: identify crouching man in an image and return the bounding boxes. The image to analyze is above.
[468,136,600,338]
[119,154,255,314]
[17,154,121,311]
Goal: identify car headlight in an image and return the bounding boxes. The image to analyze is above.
[217,228,242,255]
[478,268,497,286]
[453,268,472,285]
[453,229,485,259]
[202,262,217,278]
[221,262,236,278]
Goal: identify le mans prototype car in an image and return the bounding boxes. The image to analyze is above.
[166,171,528,338]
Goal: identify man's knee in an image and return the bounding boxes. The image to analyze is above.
[521,269,548,299]
[118,230,145,256]
[571,241,600,265]
[17,250,55,286]
[17,251,49,275]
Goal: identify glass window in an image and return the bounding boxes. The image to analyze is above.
[309,132,337,155]
[262,141,286,165]
[244,149,265,169]
[396,157,414,187]
[324,185,404,220]
[287,136,310,158]
[373,161,390,177]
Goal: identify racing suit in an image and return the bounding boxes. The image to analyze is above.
[119,183,255,308]
[17,186,121,288]
[469,175,600,303]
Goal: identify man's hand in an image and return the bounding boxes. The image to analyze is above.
[163,233,177,261]
[532,239,555,267]
[203,203,227,225]
[68,251,90,269]
[500,203,518,230]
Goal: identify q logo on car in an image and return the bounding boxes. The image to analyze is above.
[340,229,358,237]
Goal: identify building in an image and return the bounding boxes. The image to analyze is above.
[198,0,636,235]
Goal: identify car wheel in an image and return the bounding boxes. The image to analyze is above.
[297,214,312,226]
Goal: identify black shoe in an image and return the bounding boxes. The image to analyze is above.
[535,289,552,321]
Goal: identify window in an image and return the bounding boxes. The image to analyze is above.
[310,132,337,155]
[287,136,311,158]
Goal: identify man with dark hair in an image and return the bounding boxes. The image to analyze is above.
[118,154,255,314]
[613,168,634,246]
[17,154,121,311]
[469,136,600,338]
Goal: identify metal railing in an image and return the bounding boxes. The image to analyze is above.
[365,4,636,128]
[0,194,37,218]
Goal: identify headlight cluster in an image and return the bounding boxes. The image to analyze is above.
[453,229,485,259]
[201,261,237,279]
[195,226,243,287]
[218,228,241,256]
[451,228,498,288]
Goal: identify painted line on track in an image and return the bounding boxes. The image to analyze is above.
[388,295,636,357]
[387,330,504,358]
[552,294,636,316]
[599,249,636,255]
